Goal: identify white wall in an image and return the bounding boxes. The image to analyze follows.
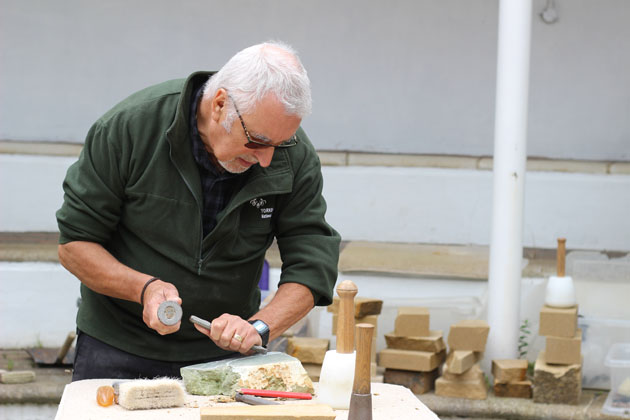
[0,155,76,232]
[0,262,80,348]
[1,0,629,161]
[322,166,630,251]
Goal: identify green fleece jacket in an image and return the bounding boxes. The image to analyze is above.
[56,72,340,361]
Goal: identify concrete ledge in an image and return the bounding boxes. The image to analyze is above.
[610,162,630,174]
[418,389,626,420]
[525,158,610,174]
[7,233,630,283]
[347,153,479,169]
[339,241,489,279]
[2,141,628,175]
[478,156,615,174]
[0,232,58,263]
[0,233,563,280]
[316,151,347,166]
[0,140,82,157]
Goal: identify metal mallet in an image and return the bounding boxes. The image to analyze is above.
[157,300,183,326]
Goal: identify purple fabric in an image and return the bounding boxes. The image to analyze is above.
[258,260,269,290]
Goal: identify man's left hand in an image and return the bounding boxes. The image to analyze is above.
[194,313,262,355]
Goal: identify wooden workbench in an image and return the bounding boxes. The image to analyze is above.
[54,380,439,420]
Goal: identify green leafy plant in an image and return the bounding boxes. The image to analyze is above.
[518,319,531,359]
[6,359,14,371]
[35,334,44,348]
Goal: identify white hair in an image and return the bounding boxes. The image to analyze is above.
[203,41,312,132]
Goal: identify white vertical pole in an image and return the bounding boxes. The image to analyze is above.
[486,0,533,363]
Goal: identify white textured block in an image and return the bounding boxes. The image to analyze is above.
[115,378,185,410]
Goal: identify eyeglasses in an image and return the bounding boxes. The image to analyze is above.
[228,94,299,149]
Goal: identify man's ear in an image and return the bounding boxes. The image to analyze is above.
[211,88,228,120]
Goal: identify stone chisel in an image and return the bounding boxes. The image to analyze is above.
[348,323,375,420]
[235,392,281,405]
[189,315,268,354]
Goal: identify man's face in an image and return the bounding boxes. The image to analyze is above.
[197,89,302,173]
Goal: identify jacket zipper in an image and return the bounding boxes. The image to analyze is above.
[167,142,204,274]
[169,142,292,275]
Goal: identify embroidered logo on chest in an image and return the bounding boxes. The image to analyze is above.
[250,198,274,219]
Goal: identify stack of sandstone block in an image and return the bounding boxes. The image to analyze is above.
[435,320,490,400]
[492,359,531,398]
[328,296,383,376]
[378,307,446,394]
[286,336,330,382]
[533,305,582,405]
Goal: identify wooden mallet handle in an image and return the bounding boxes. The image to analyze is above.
[55,331,76,364]
[352,323,375,395]
[336,280,358,354]
[557,237,566,277]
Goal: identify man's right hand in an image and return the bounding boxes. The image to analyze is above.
[141,279,182,335]
[57,242,184,335]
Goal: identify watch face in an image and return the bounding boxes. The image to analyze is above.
[250,320,270,346]
[252,320,269,334]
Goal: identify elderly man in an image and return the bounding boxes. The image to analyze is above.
[56,42,340,380]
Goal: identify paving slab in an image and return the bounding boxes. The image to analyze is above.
[418,389,628,420]
[0,349,71,404]
[2,349,626,420]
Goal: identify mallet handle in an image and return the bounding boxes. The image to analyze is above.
[557,238,566,277]
[352,323,375,395]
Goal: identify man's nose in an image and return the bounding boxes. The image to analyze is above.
[255,147,275,167]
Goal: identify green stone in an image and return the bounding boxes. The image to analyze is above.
[180,351,314,396]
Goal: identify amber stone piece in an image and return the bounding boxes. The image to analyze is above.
[96,385,115,407]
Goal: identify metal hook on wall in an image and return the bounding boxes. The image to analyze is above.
[540,0,559,24]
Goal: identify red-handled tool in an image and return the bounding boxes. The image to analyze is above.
[240,388,313,400]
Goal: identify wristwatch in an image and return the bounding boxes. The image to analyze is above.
[248,320,270,347]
